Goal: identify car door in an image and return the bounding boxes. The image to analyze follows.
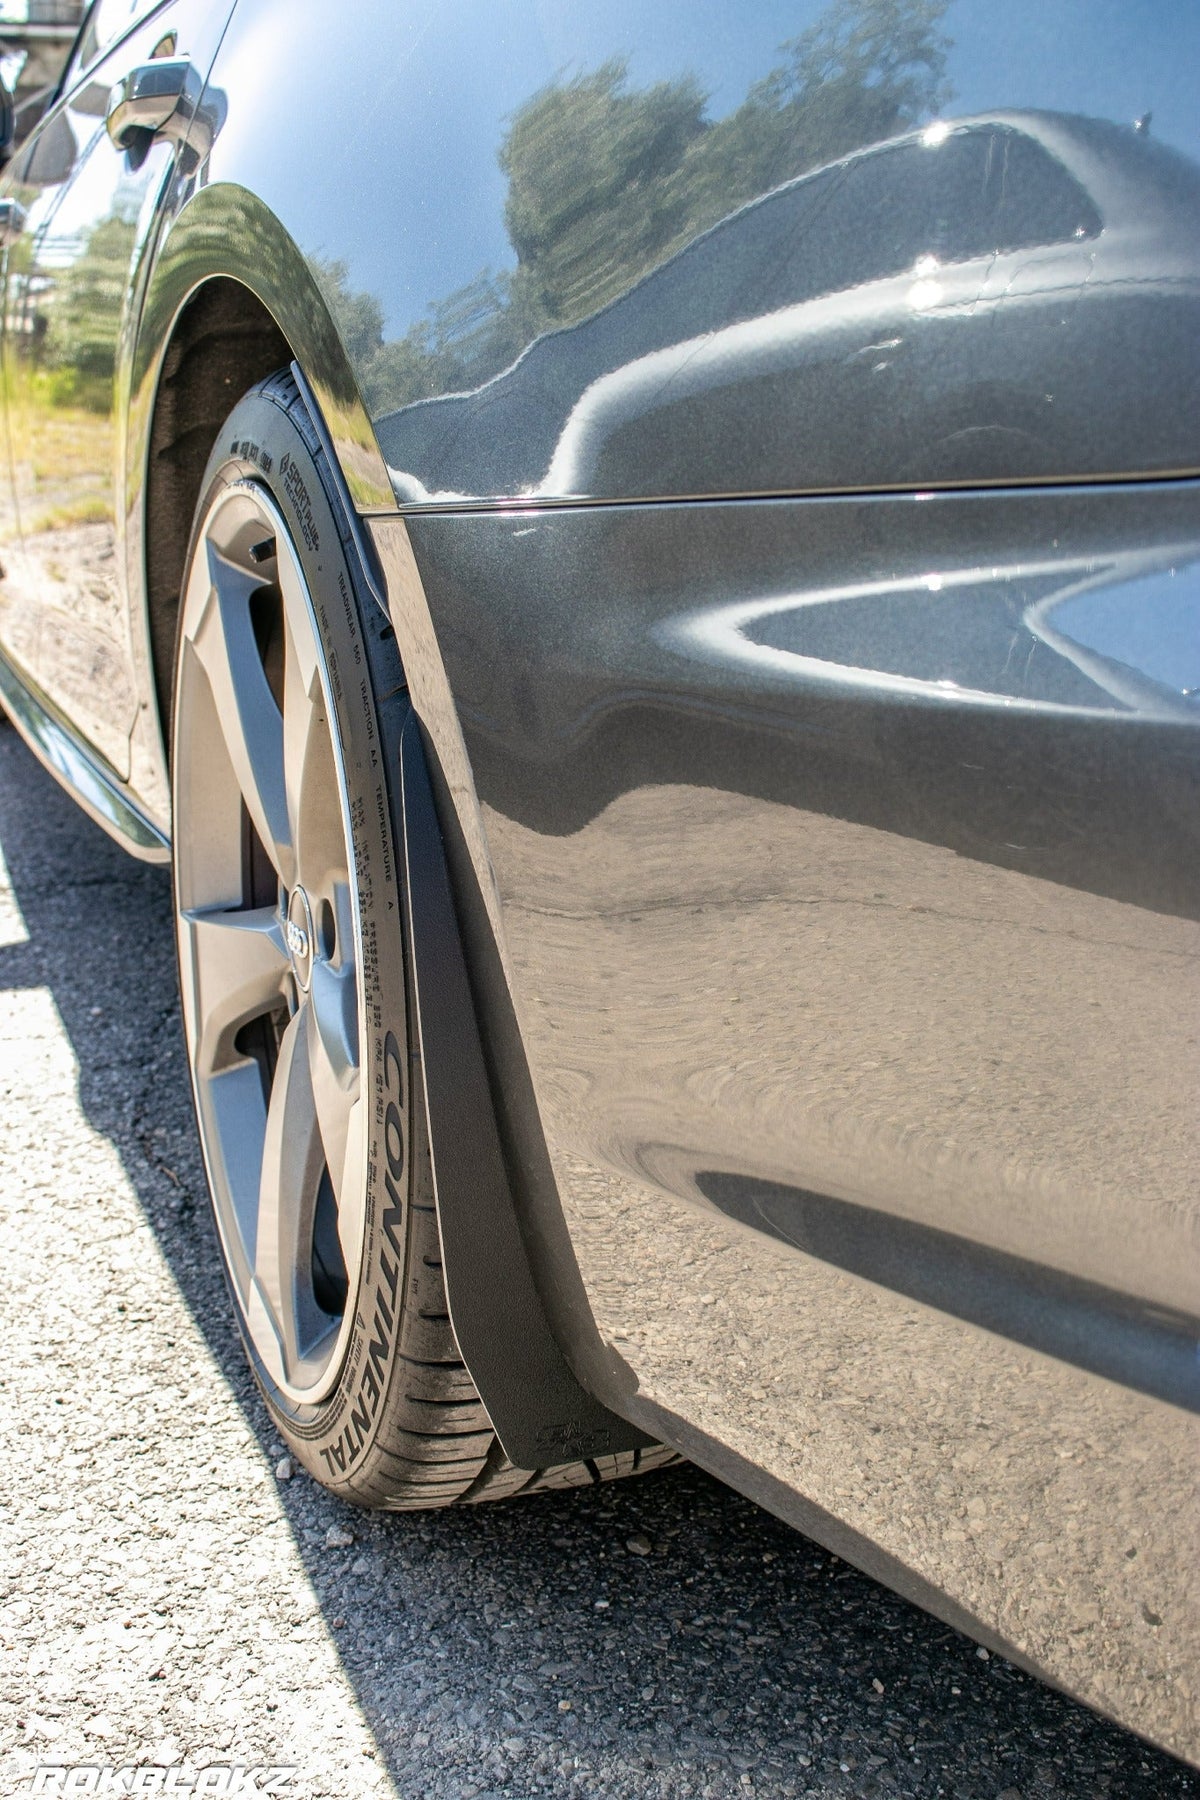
[0,0,232,784]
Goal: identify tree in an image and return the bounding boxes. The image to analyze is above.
[42,208,138,404]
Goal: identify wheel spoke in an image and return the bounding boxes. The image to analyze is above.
[251,1008,327,1376]
[309,952,359,1084]
[335,1096,366,1273]
[179,905,289,1076]
[280,557,345,888]
[191,540,294,883]
[306,958,360,1204]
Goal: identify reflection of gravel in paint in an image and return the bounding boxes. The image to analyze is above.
[482,780,1200,1759]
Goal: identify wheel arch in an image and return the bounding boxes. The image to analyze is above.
[131,184,393,775]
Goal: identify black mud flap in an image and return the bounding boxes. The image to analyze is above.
[397,709,652,1469]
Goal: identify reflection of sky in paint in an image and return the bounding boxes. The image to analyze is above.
[289,0,1200,335]
[664,546,1200,716]
[33,142,149,267]
[1045,566,1200,696]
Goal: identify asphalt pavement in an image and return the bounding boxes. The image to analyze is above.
[0,724,1194,1800]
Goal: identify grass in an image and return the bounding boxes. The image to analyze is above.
[4,364,114,542]
[28,494,114,535]
[9,391,112,486]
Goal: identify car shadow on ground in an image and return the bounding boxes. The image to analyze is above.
[0,725,1193,1800]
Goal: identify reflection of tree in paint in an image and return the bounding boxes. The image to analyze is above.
[316,0,953,415]
[14,204,139,409]
[44,208,137,401]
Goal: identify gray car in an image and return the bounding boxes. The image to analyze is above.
[0,0,1196,1769]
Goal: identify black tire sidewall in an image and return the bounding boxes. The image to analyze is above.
[174,378,420,1489]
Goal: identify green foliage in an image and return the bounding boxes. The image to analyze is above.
[41,209,138,408]
[730,0,953,190]
[500,58,708,329]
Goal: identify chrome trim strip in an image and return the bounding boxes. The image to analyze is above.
[380,466,1200,519]
[0,647,170,862]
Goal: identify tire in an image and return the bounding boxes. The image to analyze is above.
[170,370,676,1508]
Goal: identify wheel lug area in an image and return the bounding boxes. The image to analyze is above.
[316,896,337,961]
[283,883,317,992]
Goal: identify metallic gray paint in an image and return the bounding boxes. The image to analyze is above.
[385,485,1200,1758]
[197,0,1200,508]
[379,110,1200,506]
[136,185,394,512]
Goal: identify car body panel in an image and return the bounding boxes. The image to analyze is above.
[198,0,1200,508]
[379,111,1200,505]
[0,0,1197,1761]
[395,479,1200,1327]
[374,481,1200,1757]
[0,0,234,810]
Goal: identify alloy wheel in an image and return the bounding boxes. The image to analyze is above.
[173,482,366,1404]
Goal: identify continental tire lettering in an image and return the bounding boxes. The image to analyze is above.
[384,1028,403,1101]
[381,1172,404,1261]
[318,1287,397,1479]
[320,1421,355,1477]
[343,1411,363,1462]
[385,1105,403,1177]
